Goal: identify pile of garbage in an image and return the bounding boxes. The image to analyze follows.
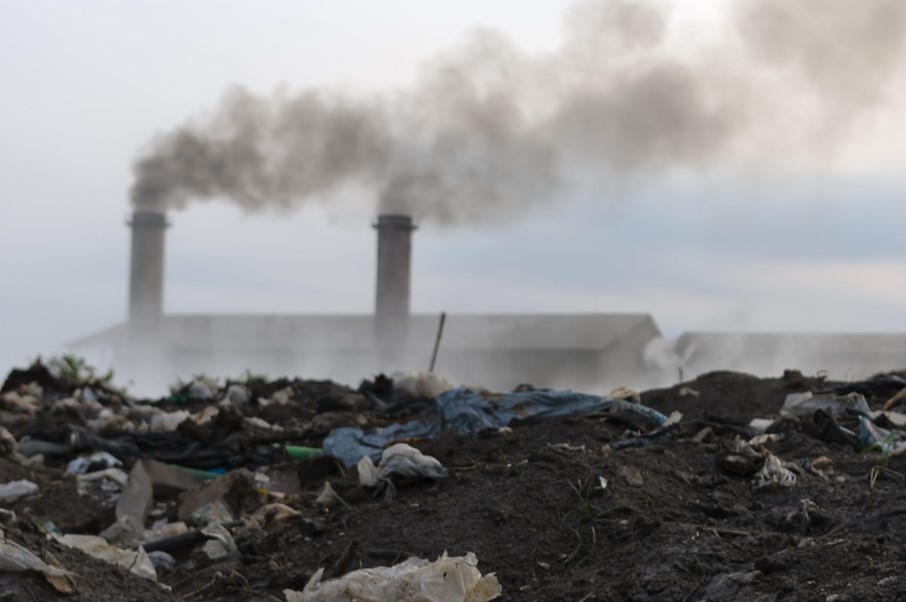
[2,358,906,600]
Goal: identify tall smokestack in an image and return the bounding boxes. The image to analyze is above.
[128,211,168,336]
[374,214,416,352]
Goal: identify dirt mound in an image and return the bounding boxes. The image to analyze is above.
[2,363,906,600]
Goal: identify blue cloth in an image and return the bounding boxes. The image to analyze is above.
[324,387,667,467]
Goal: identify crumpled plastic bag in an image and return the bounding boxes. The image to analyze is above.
[357,444,444,487]
[285,551,501,602]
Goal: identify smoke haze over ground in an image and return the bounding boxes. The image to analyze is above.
[130,0,906,224]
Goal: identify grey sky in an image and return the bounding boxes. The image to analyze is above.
[1,1,905,376]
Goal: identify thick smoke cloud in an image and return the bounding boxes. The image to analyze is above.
[736,0,906,106]
[131,0,906,224]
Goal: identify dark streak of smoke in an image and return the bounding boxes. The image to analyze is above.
[130,0,906,224]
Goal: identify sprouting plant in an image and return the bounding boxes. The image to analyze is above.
[46,355,114,387]
[569,478,594,523]
[859,431,897,468]
[238,369,268,388]
[859,432,903,488]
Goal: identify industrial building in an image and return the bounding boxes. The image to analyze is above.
[71,211,662,391]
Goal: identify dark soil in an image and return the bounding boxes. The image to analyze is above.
[2,368,906,601]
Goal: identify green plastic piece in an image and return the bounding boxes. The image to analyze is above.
[277,444,324,459]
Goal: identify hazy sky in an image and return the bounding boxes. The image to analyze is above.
[1,0,906,376]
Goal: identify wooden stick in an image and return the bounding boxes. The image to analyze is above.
[429,312,446,372]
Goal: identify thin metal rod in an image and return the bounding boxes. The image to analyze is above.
[429,312,447,372]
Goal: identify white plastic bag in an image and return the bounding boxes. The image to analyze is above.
[285,551,501,602]
[357,444,444,487]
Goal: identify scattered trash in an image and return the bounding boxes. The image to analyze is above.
[66,451,122,475]
[144,521,188,543]
[718,437,764,476]
[188,378,216,401]
[76,467,130,495]
[0,536,74,593]
[101,461,153,547]
[195,523,238,565]
[0,480,38,504]
[251,503,301,530]
[150,409,191,432]
[147,550,176,574]
[280,445,325,460]
[870,410,906,428]
[749,418,774,433]
[1,391,42,414]
[55,534,157,580]
[178,468,261,524]
[358,443,445,487]
[752,452,798,490]
[0,426,18,459]
[263,386,294,407]
[392,371,455,399]
[609,386,641,404]
[781,391,869,418]
[224,384,250,405]
[859,416,906,456]
[142,459,209,497]
[619,465,644,487]
[315,482,349,509]
[809,456,835,480]
[285,551,501,602]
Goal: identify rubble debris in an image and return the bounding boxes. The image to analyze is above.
[285,551,501,602]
